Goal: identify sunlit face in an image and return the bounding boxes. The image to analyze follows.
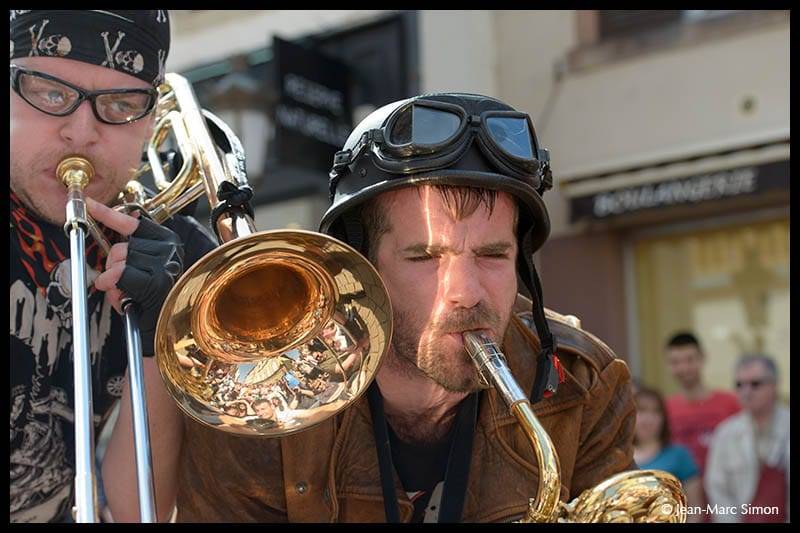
[635,395,664,444]
[665,344,704,390]
[735,361,776,417]
[10,56,155,225]
[373,186,519,393]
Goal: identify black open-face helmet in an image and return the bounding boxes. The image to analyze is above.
[320,93,560,401]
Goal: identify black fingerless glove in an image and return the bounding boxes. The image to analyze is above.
[117,218,184,357]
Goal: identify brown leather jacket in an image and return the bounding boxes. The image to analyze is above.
[176,299,636,522]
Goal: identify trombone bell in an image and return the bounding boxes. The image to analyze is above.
[156,230,392,437]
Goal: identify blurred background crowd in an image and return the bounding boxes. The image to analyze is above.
[157,10,788,522]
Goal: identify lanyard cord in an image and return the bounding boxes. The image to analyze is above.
[437,390,479,522]
[367,382,401,522]
[367,381,479,523]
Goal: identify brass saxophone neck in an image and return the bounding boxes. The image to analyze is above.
[462,331,563,522]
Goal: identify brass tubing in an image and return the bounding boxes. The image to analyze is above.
[509,401,562,522]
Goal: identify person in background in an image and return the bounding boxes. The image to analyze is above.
[662,331,739,519]
[633,386,703,522]
[705,354,789,523]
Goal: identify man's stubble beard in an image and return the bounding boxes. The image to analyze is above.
[10,152,131,226]
[387,304,509,394]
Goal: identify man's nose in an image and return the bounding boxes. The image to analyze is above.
[59,100,101,147]
[440,255,484,309]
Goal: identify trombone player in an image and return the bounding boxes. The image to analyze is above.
[176,94,644,522]
[10,10,216,522]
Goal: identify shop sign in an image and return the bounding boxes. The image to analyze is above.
[569,159,789,221]
[273,36,352,172]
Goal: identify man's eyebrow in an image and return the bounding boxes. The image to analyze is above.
[400,241,514,255]
[473,241,514,255]
[401,243,451,255]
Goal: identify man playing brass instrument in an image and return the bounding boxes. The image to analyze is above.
[177,94,638,522]
[10,10,216,522]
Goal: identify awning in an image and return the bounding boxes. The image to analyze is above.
[560,140,789,222]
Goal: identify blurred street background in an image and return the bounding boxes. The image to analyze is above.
[162,10,789,401]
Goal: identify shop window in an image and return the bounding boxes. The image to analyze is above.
[571,10,784,72]
[597,11,683,40]
[597,10,744,41]
[633,218,789,399]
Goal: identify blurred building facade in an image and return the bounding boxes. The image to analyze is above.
[167,10,789,397]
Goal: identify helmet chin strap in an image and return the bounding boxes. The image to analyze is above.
[340,210,366,254]
[518,230,559,403]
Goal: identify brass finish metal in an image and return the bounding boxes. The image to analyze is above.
[57,156,94,188]
[510,401,562,521]
[155,230,392,437]
[560,469,687,522]
[463,331,687,523]
[128,72,253,237]
[57,157,110,255]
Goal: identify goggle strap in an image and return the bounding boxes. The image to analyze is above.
[537,148,550,165]
[332,129,384,175]
[536,163,553,196]
[535,148,553,195]
[332,149,352,168]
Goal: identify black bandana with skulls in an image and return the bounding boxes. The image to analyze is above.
[9,10,170,86]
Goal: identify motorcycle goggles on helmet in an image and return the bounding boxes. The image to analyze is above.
[331,98,551,187]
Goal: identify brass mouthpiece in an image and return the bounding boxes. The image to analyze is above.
[57,157,95,189]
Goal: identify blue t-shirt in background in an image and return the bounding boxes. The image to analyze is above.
[639,444,699,482]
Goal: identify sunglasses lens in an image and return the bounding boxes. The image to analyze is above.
[18,72,80,114]
[736,380,765,389]
[96,92,155,123]
[389,105,462,146]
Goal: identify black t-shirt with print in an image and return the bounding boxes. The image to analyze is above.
[9,192,217,523]
[387,423,455,523]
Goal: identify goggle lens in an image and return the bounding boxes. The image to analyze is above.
[389,105,462,145]
[485,116,534,159]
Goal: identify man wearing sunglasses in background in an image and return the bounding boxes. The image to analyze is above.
[176,94,638,522]
[10,10,216,522]
[705,355,789,523]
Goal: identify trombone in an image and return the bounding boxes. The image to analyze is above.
[58,72,256,523]
[60,71,393,522]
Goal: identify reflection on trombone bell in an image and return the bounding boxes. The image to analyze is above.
[178,291,380,434]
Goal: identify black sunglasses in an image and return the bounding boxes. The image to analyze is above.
[735,379,771,390]
[10,64,158,125]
